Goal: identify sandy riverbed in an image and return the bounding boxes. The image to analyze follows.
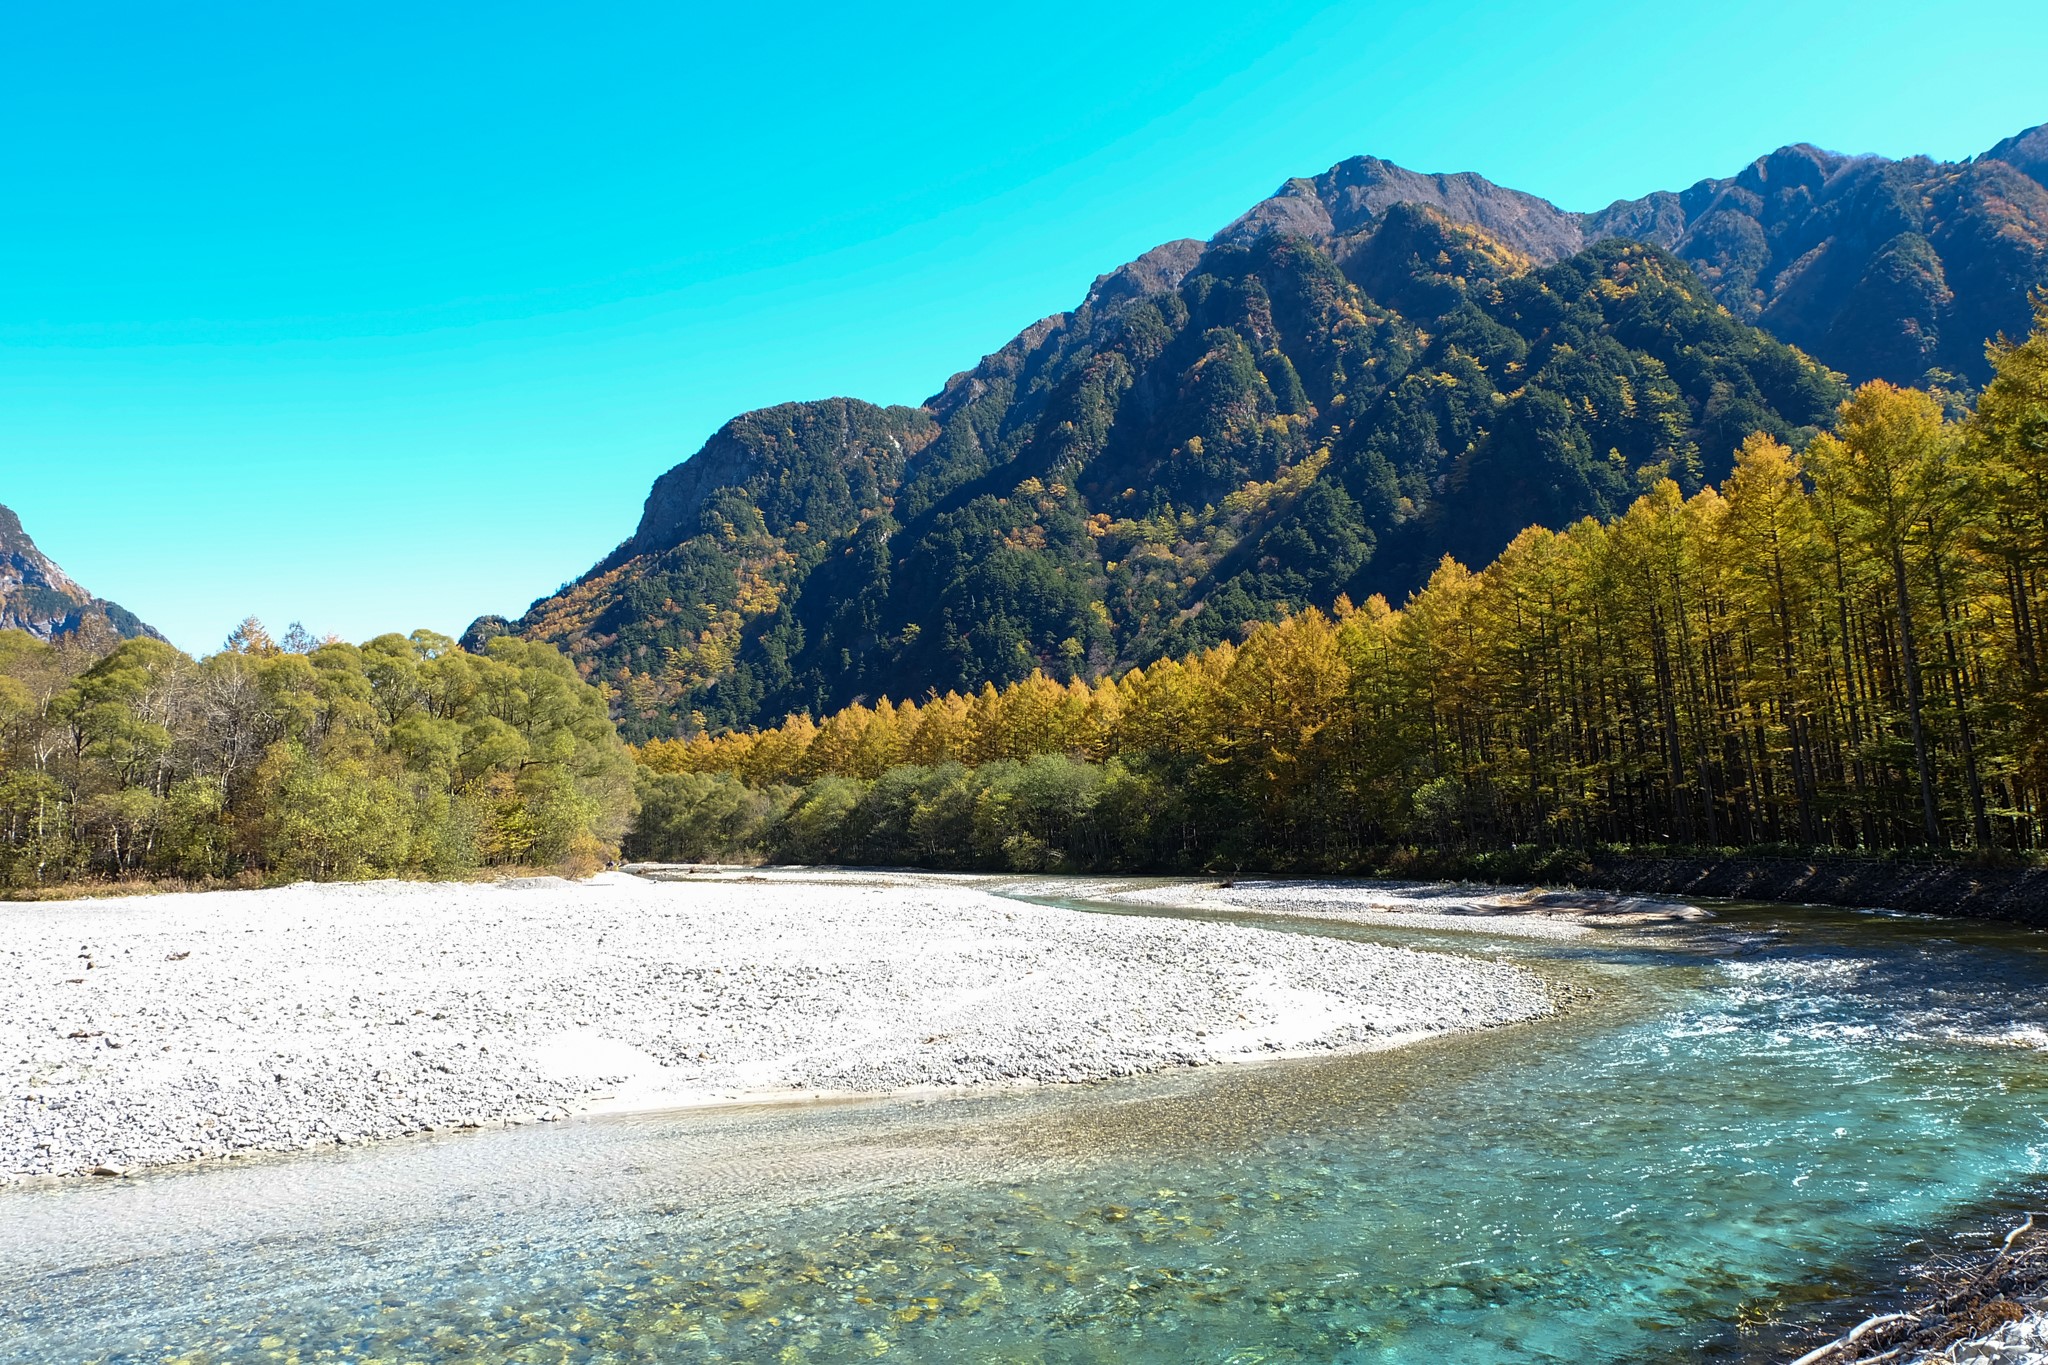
[2,869,1556,1181]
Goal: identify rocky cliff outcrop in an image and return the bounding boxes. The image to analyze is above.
[0,504,158,642]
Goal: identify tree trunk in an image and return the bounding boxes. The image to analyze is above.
[1891,544,1941,845]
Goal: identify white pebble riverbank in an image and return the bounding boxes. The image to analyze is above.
[2,869,1554,1181]
[1013,877,1711,939]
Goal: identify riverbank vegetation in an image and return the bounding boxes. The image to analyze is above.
[0,623,634,889]
[631,305,2048,873]
[7,307,2045,888]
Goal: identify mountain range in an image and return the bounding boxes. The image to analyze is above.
[0,504,159,643]
[446,121,2044,736]
[1220,132,2048,391]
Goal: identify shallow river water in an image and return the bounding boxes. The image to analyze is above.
[7,890,2048,1364]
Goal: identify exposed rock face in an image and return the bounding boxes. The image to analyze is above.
[0,503,158,642]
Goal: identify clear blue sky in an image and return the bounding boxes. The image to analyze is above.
[5,1,2044,653]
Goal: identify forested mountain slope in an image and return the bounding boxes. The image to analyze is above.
[0,503,158,643]
[1984,123,2048,190]
[639,318,2048,867]
[490,124,2048,739]
[493,218,1843,737]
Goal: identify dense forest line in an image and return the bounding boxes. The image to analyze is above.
[628,304,2048,873]
[0,621,635,889]
[5,311,2043,889]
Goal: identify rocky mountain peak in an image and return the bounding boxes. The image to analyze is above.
[1084,238,1207,310]
[1214,125,2047,388]
[0,503,160,643]
[1215,156,1588,262]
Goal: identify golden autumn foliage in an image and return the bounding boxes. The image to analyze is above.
[631,306,2048,870]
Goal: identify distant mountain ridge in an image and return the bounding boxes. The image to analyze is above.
[483,122,2048,739]
[1984,123,2048,188]
[0,503,159,643]
[1222,129,2048,389]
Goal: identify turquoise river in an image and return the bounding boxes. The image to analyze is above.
[6,887,2048,1363]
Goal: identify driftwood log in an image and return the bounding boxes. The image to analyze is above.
[1786,1214,2044,1363]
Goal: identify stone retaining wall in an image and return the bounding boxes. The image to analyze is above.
[1580,856,2048,926]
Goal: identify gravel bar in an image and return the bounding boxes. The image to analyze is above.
[2,869,1553,1181]
[1019,877,1711,939]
